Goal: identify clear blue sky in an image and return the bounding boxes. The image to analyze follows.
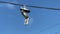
[0,0,60,34]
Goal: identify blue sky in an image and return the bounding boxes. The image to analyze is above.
[0,0,60,34]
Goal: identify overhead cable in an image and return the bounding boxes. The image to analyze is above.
[0,1,60,10]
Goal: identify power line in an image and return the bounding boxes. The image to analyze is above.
[0,1,60,10]
[0,1,23,6]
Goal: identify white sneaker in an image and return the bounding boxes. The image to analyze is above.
[24,18,29,25]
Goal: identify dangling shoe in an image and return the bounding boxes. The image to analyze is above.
[24,18,29,25]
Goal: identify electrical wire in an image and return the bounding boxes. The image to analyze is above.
[0,1,60,10]
[0,1,23,6]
